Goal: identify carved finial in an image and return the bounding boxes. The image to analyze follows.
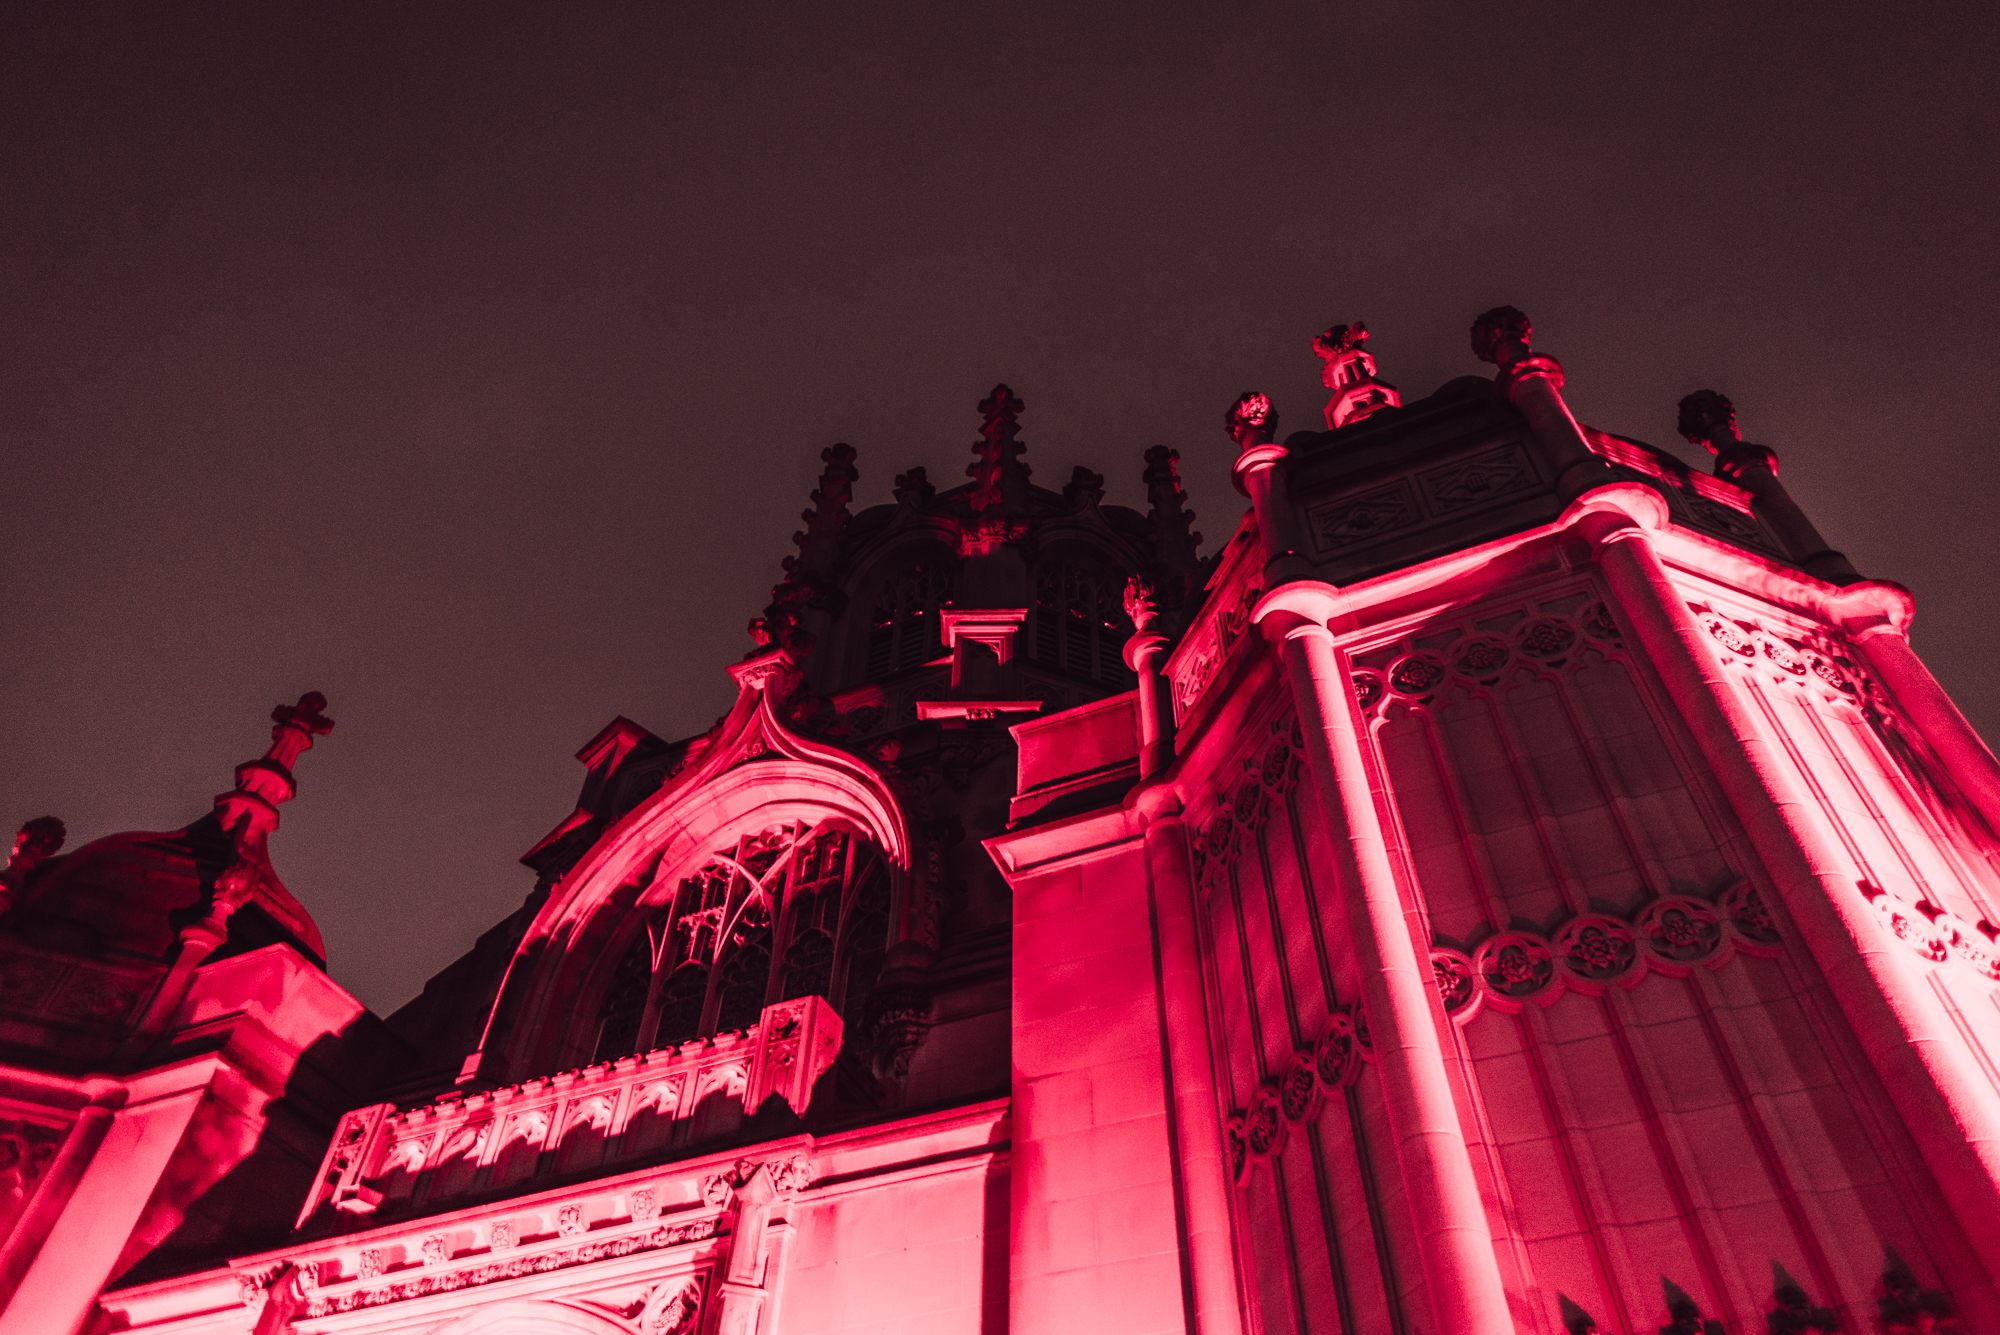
[968,384,1029,514]
[211,858,262,919]
[1226,391,1276,451]
[1313,320,1400,427]
[1063,465,1104,509]
[1471,305,1533,366]
[214,693,334,854]
[0,816,66,900]
[1312,321,1369,364]
[893,465,934,508]
[267,692,334,770]
[792,443,859,574]
[1676,390,1740,457]
[1142,445,1201,580]
[9,817,65,869]
[1122,573,1159,633]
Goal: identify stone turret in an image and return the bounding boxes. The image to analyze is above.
[1312,321,1400,428]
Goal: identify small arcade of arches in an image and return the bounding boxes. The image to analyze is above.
[589,819,892,1064]
[864,552,955,679]
[1030,548,1134,688]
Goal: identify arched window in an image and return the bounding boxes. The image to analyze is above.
[592,933,654,1062]
[586,821,895,1062]
[715,928,771,1032]
[837,869,891,1021]
[1032,553,1132,686]
[650,964,708,1048]
[866,556,953,678]
[779,928,834,1001]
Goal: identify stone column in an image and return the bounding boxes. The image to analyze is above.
[1255,592,1515,1335]
[1471,305,1613,499]
[0,1081,121,1308]
[1124,579,1177,781]
[1229,392,1511,1333]
[1829,582,2000,842]
[1573,483,2000,1284]
[1135,787,1247,1335]
[1677,390,1857,582]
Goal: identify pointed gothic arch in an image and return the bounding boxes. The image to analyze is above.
[1030,542,1137,687]
[480,680,912,1081]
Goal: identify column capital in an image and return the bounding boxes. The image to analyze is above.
[1121,629,1172,673]
[1230,440,1288,495]
[1558,480,1671,544]
[1824,579,1915,640]
[1251,578,1347,642]
[1128,782,1185,825]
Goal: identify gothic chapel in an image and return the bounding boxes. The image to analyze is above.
[3,309,1998,1335]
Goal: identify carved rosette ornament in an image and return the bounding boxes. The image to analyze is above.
[1351,670,1385,713]
[1719,882,1781,954]
[639,1278,704,1335]
[1224,1116,1249,1183]
[1278,1052,1319,1122]
[1554,915,1641,993]
[1430,948,1480,1019]
[1244,1084,1288,1160]
[1452,636,1511,682]
[1516,617,1578,662]
[1386,653,1448,700]
[1636,897,1725,974]
[1473,932,1557,1012]
[1314,1008,1365,1091]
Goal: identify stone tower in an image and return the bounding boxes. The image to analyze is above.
[11,314,2000,1335]
[994,307,2000,1333]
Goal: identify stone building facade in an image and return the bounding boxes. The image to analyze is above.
[2,309,1995,1333]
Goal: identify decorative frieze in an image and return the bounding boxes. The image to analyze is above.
[1863,885,2000,983]
[301,1216,719,1319]
[1353,598,1624,717]
[298,995,842,1226]
[1427,889,1779,1023]
[1688,601,1864,705]
[1231,1005,1369,1182]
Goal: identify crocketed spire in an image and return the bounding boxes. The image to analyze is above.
[967,383,1030,515]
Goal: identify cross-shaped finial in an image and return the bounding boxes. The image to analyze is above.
[267,692,335,769]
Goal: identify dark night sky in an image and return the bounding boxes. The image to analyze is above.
[4,2,1997,1013]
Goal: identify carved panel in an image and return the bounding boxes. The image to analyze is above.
[1417,444,1538,515]
[1306,480,1421,553]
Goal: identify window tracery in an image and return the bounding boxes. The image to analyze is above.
[1032,553,1133,686]
[589,821,892,1063]
[866,557,953,678]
